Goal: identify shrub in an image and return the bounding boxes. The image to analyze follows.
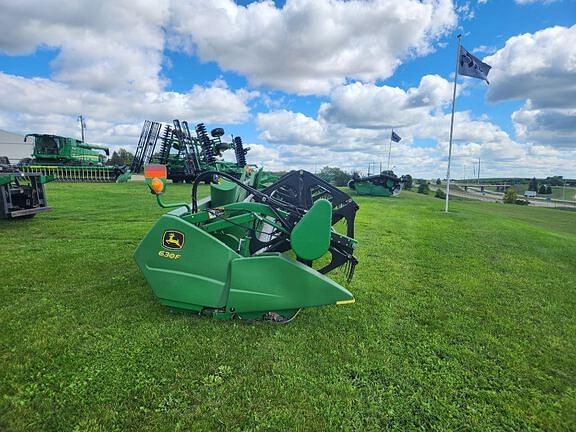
[515,199,530,205]
[417,183,430,195]
[403,174,413,190]
[435,188,446,199]
[503,188,518,204]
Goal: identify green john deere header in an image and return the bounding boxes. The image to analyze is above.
[134,164,359,323]
[348,171,407,197]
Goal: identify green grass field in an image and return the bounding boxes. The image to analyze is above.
[1,183,575,431]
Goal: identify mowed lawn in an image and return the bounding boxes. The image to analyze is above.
[1,182,575,431]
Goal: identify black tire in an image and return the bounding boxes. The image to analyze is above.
[211,128,225,138]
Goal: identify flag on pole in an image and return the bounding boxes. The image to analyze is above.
[391,131,402,142]
[458,46,492,83]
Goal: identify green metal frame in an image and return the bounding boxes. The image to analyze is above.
[0,172,53,219]
[134,173,356,321]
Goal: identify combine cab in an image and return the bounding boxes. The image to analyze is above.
[134,165,359,322]
[19,134,130,182]
[348,171,406,197]
[0,157,52,219]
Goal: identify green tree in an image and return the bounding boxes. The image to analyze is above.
[503,187,518,204]
[436,178,441,185]
[546,185,553,194]
[107,148,134,166]
[435,188,446,199]
[538,184,547,194]
[417,183,430,195]
[402,174,413,190]
[528,177,538,192]
[318,166,351,186]
[546,176,563,186]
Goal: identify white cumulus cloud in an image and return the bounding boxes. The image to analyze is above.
[319,74,454,128]
[486,25,576,148]
[0,1,257,149]
[169,0,457,95]
[255,72,575,177]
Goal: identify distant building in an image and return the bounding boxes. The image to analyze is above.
[0,129,33,162]
[524,190,537,198]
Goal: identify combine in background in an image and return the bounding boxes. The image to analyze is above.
[18,134,130,182]
[0,157,53,219]
[348,171,407,197]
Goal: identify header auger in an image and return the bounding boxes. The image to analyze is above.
[134,165,359,323]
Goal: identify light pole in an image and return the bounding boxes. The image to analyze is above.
[78,115,85,142]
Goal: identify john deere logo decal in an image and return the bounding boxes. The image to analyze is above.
[163,230,184,250]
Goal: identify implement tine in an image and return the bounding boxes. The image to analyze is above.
[347,261,356,283]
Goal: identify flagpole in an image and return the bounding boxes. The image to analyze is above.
[387,129,393,170]
[445,34,462,213]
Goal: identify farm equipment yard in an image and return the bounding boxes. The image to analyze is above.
[1,2,575,431]
[1,182,574,431]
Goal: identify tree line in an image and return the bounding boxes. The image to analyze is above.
[528,177,554,195]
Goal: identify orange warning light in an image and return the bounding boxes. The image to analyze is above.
[150,177,165,194]
[144,164,167,179]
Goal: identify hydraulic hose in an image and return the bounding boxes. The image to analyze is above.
[190,171,303,217]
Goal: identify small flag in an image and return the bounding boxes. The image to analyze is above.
[391,131,402,143]
[458,46,492,83]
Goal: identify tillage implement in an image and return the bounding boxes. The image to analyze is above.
[0,157,53,219]
[131,119,278,186]
[134,164,360,322]
[18,134,130,182]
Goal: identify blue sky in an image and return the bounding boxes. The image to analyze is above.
[0,0,574,177]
